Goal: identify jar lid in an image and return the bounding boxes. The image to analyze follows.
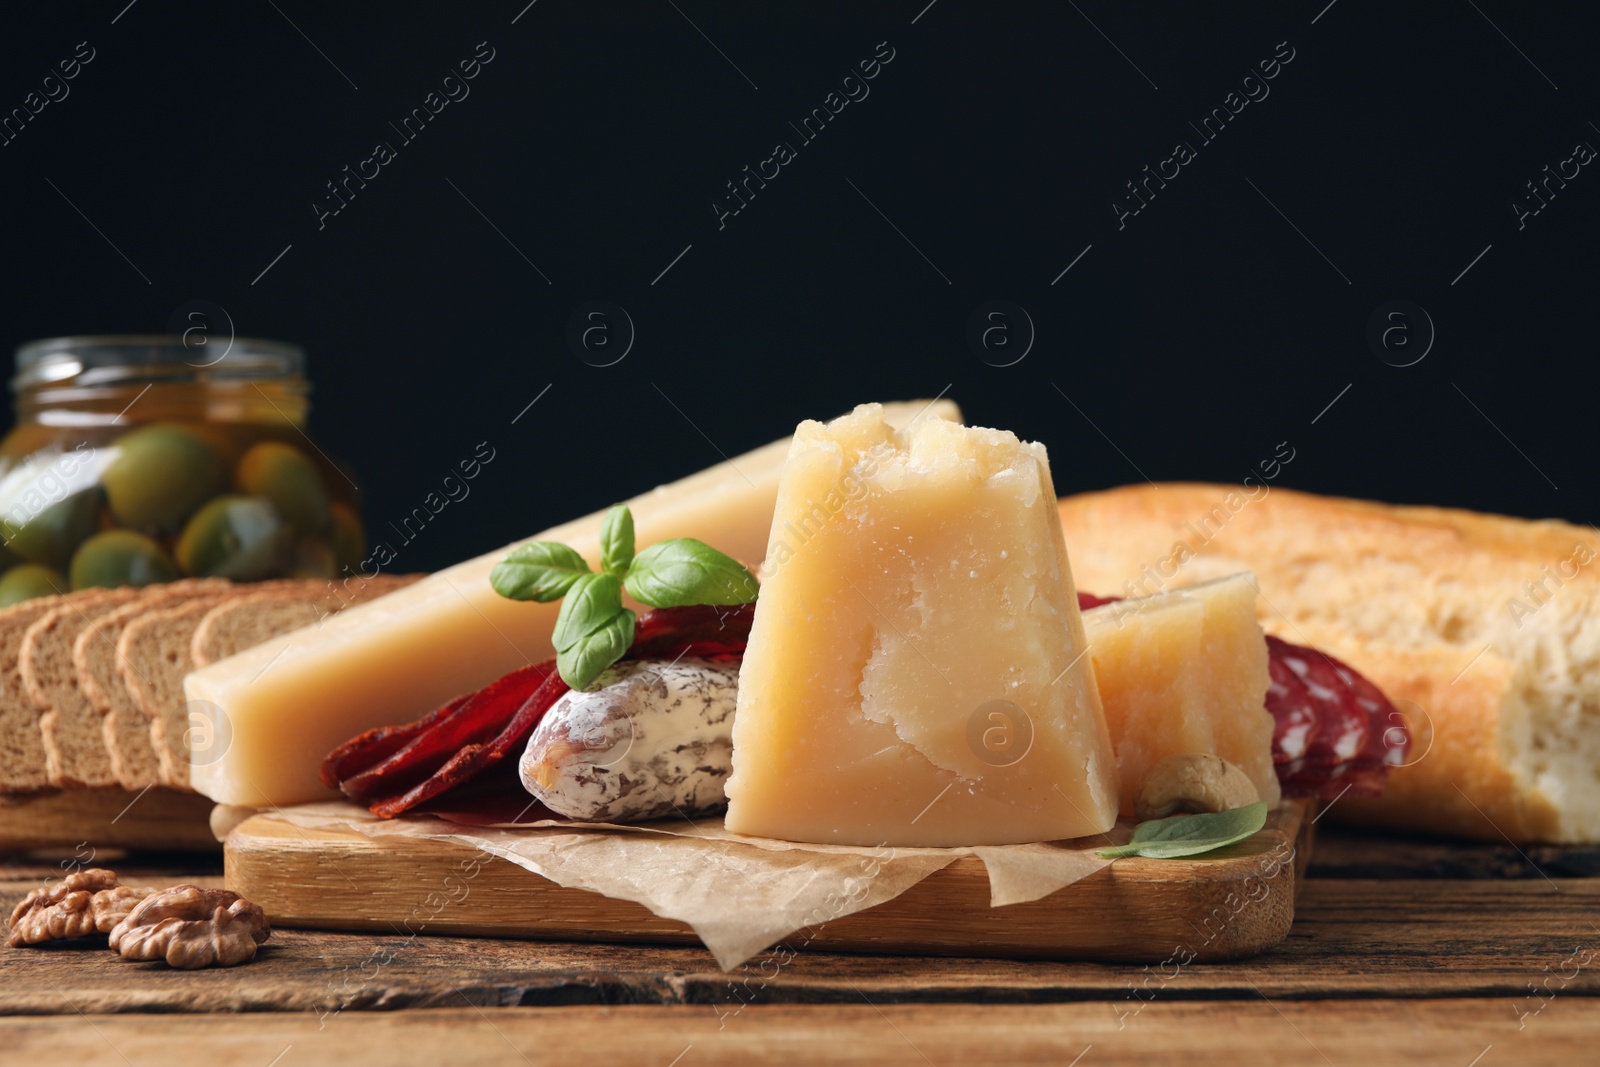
[13,335,306,391]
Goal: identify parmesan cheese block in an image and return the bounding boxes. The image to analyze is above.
[1081,574,1279,814]
[186,399,960,807]
[724,405,1118,847]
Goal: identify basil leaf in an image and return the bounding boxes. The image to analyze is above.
[599,505,634,578]
[625,539,759,607]
[551,573,625,652]
[1096,802,1269,860]
[557,607,636,690]
[491,542,592,602]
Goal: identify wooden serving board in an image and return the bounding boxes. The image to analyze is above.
[225,801,1313,963]
[0,787,218,853]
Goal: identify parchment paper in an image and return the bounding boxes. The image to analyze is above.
[258,801,1117,969]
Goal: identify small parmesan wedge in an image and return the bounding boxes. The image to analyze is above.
[724,404,1119,847]
[1082,574,1279,815]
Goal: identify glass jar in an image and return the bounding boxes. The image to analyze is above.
[0,336,364,605]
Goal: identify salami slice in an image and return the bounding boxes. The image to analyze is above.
[322,605,755,817]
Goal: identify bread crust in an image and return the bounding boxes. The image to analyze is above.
[26,588,144,787]
[5,575,421,797]
[76,582,230,792]
[191,594,329,670]
[1058,483,1599,843]
[119,598,229,789]
[0,597,67,792]
[1287,626,1557,841]
[190,575,421,668]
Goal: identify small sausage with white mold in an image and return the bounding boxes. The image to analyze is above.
[519,656,739,822]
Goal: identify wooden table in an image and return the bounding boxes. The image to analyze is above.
[3,828,1597,1066]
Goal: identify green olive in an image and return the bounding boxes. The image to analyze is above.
[68,530,180,590]
[177,421,244,472]
[0,563,68,606]
[102,424,225,532]
[175,496,290,580]
[328,501,366,574]
[235,441,329,537]
[4,488,103,569]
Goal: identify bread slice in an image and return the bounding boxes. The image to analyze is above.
[75,575,421,791]
[1057,483,1600,843]
[76,582,231,791]
[141,577,423,784]
[191,574,421,668]
[118,598,231,789]
[191,594,328,670]
[5,574,421,795]
[0,595,70,792]
[25,588,145,787]
[81,600,171,792]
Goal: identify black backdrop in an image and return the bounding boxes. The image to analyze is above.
[2,2,1595,573]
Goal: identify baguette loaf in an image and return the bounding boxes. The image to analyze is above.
[1057,482,1600,843]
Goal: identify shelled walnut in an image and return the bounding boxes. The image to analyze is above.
[1134,753,1261,821]
[7,869,154,947]
[108,885,271,969]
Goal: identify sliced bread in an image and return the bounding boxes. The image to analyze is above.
[191,575,420,668]
[191,594,329,669]
[24,588,145,787]
[0,595,69,791]
[63,575,422,792]
[76,581,231,792]
[120,598,232,788]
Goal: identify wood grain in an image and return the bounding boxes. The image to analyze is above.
[3,1000,1595,1067]
[3,878,1595,1015]
[1311,824,1600,878]
[0,786,1590,1067]
[0,788,216,853]
[222,803,1309,964]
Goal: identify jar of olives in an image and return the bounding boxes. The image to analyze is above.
[0,336,364,605]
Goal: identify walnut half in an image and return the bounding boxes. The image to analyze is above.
[108,885,270,969]
[8,869,154,947]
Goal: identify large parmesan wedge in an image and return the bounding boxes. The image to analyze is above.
[187,399,960,807]
[724,404,1118,847]
[1081,574,1279,815]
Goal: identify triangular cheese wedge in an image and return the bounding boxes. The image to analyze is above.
[1082,574,1279,815]
[725,404,1118,846]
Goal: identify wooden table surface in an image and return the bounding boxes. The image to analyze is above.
[2,827,1597,1066]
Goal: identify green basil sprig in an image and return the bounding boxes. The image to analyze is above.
[1096,802,1269,860]
[491,504,758,690]
[625,539,759,607]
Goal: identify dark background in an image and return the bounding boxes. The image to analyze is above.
[2,1,1594,572]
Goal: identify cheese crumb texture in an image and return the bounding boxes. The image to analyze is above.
[724,404,1118,846]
